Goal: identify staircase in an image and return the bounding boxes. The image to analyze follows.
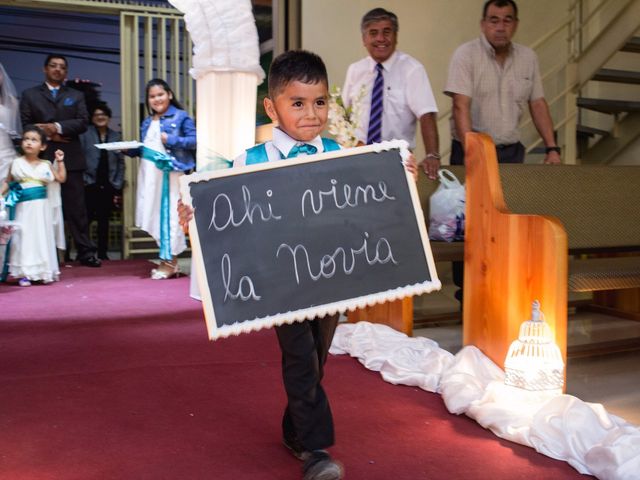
[577,36,640,164]
[516,0,640,165]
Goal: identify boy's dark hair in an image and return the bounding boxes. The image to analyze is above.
[44,54,68,68]
[483,0,518,19]
[361,8,399,33]
[145,78,183,114]
[23,125,47,145]
[268,50,328,99]
[91,103,112,118]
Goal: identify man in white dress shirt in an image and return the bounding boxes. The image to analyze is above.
[342,8,440,179]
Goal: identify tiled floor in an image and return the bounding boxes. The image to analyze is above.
[413,264,640,426]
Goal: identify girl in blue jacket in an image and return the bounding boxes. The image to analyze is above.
[135,78,195,279]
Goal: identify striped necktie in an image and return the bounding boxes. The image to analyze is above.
[366,63,384,144]
[287,143,318,158]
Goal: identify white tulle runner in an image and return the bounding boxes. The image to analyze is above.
[330,322,640,480]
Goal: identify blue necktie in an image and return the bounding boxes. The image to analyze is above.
[287,143,318,158]
[51,88,59,98]
[366,63,384,144]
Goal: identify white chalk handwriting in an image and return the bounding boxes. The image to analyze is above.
[301,179,395,217]
[209,185,282,231]
[276,232,398,284]
[221,253,261,302]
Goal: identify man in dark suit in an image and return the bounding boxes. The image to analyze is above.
[20,54,101,267]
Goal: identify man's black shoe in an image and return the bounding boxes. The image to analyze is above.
[283,435,311,462]
[79,256,102,268]
[98,252,110,260]
[303,450,343,480]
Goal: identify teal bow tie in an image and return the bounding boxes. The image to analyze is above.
[287,143,318,158]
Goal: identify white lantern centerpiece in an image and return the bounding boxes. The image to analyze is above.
[504,300,564,394]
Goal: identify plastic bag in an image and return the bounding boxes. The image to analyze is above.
[429,169,465,242]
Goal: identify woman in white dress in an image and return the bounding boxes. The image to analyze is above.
[1,126,66,286]
[134,79,196,279]
[0,63,20,184]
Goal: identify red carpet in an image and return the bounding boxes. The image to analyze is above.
[0,260,589,479]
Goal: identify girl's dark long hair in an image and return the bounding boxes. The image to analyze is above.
[23,125,47,146]
[145,78,183,114]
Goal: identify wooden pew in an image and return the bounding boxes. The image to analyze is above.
[349,133,640,353]
[348,297,413,336]
[462,133,568,370]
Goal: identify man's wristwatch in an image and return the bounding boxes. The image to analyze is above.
[425,152,441,160]
[545,146,561,155]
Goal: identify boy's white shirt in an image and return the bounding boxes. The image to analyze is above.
[233,126,327,167]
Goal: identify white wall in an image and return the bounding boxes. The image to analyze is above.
[612,137,640,165]
[301,0,570,162]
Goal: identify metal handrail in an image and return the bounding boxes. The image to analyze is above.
[567,0,619,48]
[529,13,574,52]
[525,85,580,153]
[541,61,569,84]
[526,110,578,152]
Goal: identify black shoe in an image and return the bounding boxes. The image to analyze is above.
[98,252,110,260]
[303,450,344,480]
[283,435,311,462]
[79,256,102,268]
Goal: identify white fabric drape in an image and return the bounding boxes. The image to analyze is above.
[331,322,640,480]
[168,0,265,82]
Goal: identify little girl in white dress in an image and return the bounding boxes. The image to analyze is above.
[1,126,66,286]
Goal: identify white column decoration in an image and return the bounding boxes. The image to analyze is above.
[168,0,265,298]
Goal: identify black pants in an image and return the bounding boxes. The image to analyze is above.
[275,314,339,452]
[61,170,96,261]
[85,183,116,257]
[450,139,525,304]
[450,138,525,165]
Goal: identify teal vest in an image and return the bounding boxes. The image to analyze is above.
[245,138,340,165]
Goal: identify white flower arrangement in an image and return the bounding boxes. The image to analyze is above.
[328,85,366,148]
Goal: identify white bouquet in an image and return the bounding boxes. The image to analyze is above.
[328,85,365,148]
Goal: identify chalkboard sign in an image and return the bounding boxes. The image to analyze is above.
[180,141,441,340]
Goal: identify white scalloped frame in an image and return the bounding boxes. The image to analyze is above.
[179,139,441,340]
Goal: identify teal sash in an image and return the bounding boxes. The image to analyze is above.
[245,143,269,165]
[141,146,174,260]
[1,182,48,282]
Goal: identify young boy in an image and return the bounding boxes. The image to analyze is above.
[179,50,416,480]
[180,49,344,480]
